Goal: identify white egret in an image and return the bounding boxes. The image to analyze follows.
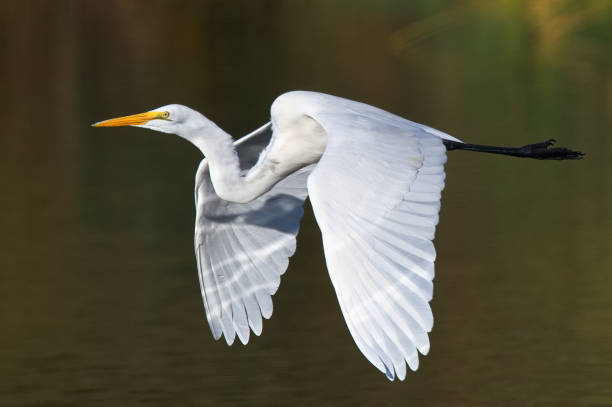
[93,91,582,380]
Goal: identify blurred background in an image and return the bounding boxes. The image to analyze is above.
[1,0,611,405]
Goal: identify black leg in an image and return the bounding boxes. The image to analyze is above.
[443,139,584,160]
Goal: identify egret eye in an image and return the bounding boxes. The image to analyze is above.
[161,111,170,119]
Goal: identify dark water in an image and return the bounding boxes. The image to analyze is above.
[2,1,612,405]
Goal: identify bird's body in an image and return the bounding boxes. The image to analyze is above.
[93,91,582,381]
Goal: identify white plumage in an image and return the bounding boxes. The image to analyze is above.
[93,91,461,380]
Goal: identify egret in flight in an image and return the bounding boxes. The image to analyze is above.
[93,91,582,380]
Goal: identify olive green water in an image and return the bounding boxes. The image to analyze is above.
[2,1,612,406]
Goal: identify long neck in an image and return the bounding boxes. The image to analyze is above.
[180,115,281,203]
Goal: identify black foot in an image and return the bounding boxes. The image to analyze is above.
[520,139,584,160]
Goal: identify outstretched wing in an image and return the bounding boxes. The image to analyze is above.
[306,107,447,381]
[194,123,313,345]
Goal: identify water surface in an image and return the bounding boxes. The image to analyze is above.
[2,1,612,406]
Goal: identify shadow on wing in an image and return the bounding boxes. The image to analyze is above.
[203,194,306,234]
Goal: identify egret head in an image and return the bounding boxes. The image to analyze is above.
[92,104,200,135]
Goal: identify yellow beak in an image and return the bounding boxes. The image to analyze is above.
[92,111,164,127]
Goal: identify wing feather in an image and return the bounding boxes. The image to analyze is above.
[304,95,448,380]
[194,125,312,344]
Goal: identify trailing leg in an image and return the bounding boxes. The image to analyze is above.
[442,138,584,160]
